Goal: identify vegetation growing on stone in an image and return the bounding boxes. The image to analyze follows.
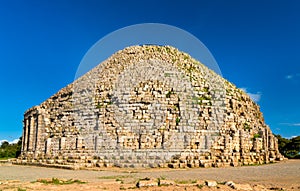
[243,122,251,130]
[253,134,261,139]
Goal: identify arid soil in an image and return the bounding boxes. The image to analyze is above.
[0,160,299,191]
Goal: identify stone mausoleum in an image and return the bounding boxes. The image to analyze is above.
[18,45,283,168]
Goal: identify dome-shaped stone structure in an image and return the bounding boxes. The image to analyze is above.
[18,45,284,168]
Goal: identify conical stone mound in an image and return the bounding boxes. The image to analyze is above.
[18,45,284,169]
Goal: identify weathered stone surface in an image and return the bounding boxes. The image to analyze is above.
[205,180,218,187]
[137,179,158,188]
[159,179,175,186]
[233,183,253,190]
[18,45,284,168]
[252,184,269,191]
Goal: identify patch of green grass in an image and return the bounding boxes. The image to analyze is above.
[199,96,211,101]
[192,95,212,105]
[164,73,171,77]
[127,186,138,189]
[99,175,132,180]
[243,122,251,130]
[138,177,151,181]
[98,175,120,179]
[242,162,260,166]
[165,46,171,53]
[18,188,26,191]
[175,179,197,184]
[37,178,86,185]
[0,157,11,160]
[157,175,167,186]
[96,102,103,109]
[166,90,175,98]
[176,117,180,126]
[116,178,124,184]
[203,87,209,92]
[197,184,204,189]
[159,175,166,180]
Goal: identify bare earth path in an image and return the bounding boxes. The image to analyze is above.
[0,160,299,190]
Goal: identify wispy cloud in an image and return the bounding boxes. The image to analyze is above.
[0,139,19,145]
[285,73,300,80]
[279,123,300,127]
[240,88,262,102]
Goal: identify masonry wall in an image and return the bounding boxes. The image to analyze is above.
[18,45,284,168]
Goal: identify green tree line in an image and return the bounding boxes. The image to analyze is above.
[0,137,22,159]
[274,135,300,159]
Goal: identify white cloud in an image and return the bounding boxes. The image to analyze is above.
[0,140,8,145]
[240,88,262,102]
[279,123,300,127]
[10,139,19,144]
[0,139,19,145]
[285,75,293,79]
[289,123,300,127]
[247,92,262,102]
[286,73,300,80]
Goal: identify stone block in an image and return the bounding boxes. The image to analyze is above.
[137,179,158,188]
[168,163,179,168]
[205,180,217,187]
[233,183,253,190]
[159,179,175,186]
[225,181,235,188]
[231,161,239,167]
[179,163,187,168]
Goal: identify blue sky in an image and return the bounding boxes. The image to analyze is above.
[0,0,299,141]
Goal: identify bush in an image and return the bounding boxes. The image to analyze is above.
[0,137,22,159]
[275,134,300,159]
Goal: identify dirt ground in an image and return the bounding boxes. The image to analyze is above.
[0,160,299,191]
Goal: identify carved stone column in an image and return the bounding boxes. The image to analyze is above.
[22,118,28,152]
[59,137,66,150]
[26,116,32,151]
[76,136,84,150]
[33,114,39,152]
[27,116,36,151]
[45,138,52,154]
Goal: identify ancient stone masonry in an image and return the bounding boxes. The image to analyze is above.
[18,45,284,169]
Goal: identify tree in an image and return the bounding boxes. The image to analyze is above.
[0,141,9,149]
[0,137,22,159]
[275,134,300,159]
